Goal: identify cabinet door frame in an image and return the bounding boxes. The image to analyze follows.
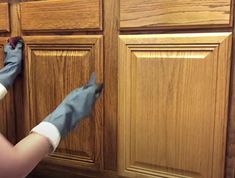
[22,35,104,173]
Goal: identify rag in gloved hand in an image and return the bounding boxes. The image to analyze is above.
[8,36,24,49]
[0,37,23,100]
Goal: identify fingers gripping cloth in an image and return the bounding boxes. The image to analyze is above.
[8,36,24,49]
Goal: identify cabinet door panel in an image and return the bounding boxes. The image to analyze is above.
[0,3,10,32]
[20,0,102,32]
[118,33,232,178]
[24,36,103,171]
[120,0,232,30]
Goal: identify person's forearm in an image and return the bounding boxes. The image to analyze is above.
[0,133,51,178]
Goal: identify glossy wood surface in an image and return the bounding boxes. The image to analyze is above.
[20,0,102,32]
[118,33,232,178]
[23,36,103,171]
[0,0,234,178]
[103,0,119,170]
[120,0,232,30]
[0,3,10,32]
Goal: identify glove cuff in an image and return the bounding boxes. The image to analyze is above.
[0,82,7,100]
[31,121,61,153]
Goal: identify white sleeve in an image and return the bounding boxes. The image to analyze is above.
[31,122,61,153]
[0,83,7,100]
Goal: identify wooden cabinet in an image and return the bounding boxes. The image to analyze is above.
[0,3,10,32]
[120,0,232,30]
[118,33,232,178]
[20,0,102,32]
[0,0,234,178]
[12,1,108,177]
[22,36,103,171]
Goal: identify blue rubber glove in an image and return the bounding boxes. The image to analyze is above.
[0,40,23,89]
[43,73,103,138]
[31,72,103,152]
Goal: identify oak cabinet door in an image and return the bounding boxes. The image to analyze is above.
[23,36,103,172]
[120,0,232,30]
[118,33,232,178]
[0,3,10,32]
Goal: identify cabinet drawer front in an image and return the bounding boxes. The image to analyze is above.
[120,0,232,30]
[118,33,232,178]
[24,36,103,171]
[0,3,10,32]
[20,0,102,32]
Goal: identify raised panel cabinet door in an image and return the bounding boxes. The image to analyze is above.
[20,0,102,32]
[0,38,15,143]
[0,3,10,32]
[120,0,232,30]
[118,33,232,178]
[23,36,103,172]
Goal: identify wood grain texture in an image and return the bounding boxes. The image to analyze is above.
[11,0,25,142]
[23,36,103,171]
[0,38,16,144]
[27,164,121,178]
[0,3,10,32]
[4,1,233,178]
[120,0,232,30]
[103,0,119,171]
[118,33,232,178]
[20,0,102,32]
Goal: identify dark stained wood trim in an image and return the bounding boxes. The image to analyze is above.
[0,38,16,144]
[103,0,119,171]
[226,0,235,177]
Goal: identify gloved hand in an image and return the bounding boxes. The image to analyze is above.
[0,37,23,90]
[7,36,23,49]
[31,73,103,152]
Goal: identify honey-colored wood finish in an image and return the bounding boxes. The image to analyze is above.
[118,33,232,178]
[103,0,119,170]
[23,36,103,172]
[0,1,233,178]
[120,0,232,30]
[0,3,10,32]
[20,0,102,32]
